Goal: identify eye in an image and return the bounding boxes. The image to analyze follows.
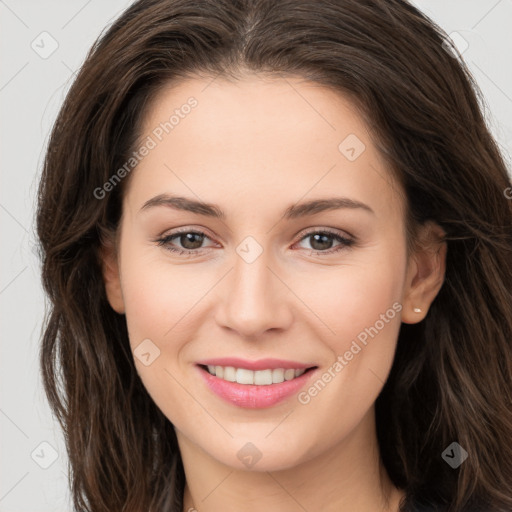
[155,228,217,256]
[294,228,355,255]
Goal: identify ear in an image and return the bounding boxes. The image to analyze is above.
[401,221,447,324]
[99,236,125,314]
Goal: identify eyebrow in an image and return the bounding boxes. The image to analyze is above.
[140,193,375,219]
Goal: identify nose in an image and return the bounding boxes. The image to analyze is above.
[214,246,294,339]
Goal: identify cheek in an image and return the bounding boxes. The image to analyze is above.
[299,245,406,403]
[117,245,203,418]
[119,243,210,346]
[331,272,403,349]
[306,251,405,350]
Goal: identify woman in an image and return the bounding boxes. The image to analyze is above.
[36,0,512,511]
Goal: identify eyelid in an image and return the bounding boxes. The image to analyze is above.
[295,225,355,241]
[156,226,218,245]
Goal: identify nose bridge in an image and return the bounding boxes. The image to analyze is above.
[215,239,292,337]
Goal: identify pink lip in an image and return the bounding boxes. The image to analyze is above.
[196,357,314,371]
[196,365,317,409]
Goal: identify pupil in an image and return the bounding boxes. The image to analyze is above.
[181,233,204,250]
[311,233,332,251]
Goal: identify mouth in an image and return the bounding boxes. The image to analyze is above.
[196,359,318,409]
[198,364,316,385]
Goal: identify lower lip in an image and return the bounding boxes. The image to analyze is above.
[197,366,316,409]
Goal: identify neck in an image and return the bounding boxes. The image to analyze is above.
[178,408,405,512]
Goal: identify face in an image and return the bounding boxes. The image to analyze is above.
[102,75,444,472]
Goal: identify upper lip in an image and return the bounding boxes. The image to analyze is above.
[196,357,316,371]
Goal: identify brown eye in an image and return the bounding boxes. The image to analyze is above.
[156,229,215,255]
[308,233,336,251]
[175,232,205,250]
[296,229,355,255]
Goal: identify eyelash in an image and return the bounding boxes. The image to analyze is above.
[155,227,355,257]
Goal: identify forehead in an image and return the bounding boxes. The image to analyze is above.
[141,74,370,160]
[126,75,404,222]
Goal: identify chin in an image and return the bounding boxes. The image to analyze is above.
[202,436,315,473]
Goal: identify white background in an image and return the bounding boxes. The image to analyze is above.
[1,1,511,510]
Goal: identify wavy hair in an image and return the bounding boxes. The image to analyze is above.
[36,0,512,511]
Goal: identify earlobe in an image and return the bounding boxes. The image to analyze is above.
[99,239,125,314]
[401,222,447,324]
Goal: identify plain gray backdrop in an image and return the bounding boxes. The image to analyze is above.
[1,1,511,511]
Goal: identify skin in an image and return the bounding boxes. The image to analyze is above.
[102,75,447,512]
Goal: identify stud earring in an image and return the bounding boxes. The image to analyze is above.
[413,307,422,313]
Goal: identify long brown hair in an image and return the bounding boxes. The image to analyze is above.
[36,1,512,511]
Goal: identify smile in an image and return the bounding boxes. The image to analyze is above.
[196,358,318,409]
[204,365,308,385]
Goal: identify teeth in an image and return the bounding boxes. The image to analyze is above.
[272,368,284,383]
[236,368,254,384]
[223,366,236,382]
[284,369,295,381]
[205,365,309,385]
[254,370,272,385]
